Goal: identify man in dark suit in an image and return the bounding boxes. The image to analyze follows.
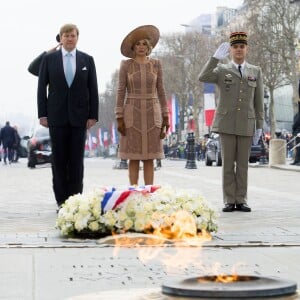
[37,23,99,209]
[199,32,264,213]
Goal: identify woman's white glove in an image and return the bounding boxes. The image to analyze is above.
[253,129,262,145]
[213,42,230,60]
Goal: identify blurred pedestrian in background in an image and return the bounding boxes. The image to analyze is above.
[0,121,17,165]
[290,79,300,165]
[199,31,264,213]
[115,25,169,186]
[12,125,21,162]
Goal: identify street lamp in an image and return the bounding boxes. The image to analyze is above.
[264,88,270,129]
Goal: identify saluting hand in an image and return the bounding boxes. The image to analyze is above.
[213,42,230,60]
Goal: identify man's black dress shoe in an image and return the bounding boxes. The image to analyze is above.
[222,204,235,212]
[236,203,251,212]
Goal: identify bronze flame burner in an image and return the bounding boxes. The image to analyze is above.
[162,275,297,298]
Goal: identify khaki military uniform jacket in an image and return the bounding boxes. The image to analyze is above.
[199,57,264,136]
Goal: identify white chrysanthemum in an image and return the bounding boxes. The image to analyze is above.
[134,219,147,232]
[74,213,91,231]
[88,221,100,232]
[103,210,117,227]
[60,223,73,235]
[62,212,74,222]
[117,210,128,222]
[78,201,90,214]
[91,206,100,218]
[123,219,134,231]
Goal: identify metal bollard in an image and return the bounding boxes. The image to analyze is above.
[185,132,197,169]
[119,159,128,169]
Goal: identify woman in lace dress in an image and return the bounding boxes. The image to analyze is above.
[115,25,169,185]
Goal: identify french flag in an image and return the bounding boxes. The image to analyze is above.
[101,185,160,213]
[92,136,98,149]
[203,83,216,127]
[103,131,109,148]
[98,128,103,147]
[88,131,93,150]
[168,94,179,133]
[111,122,118,144]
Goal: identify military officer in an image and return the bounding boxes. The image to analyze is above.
[198,32,264,212]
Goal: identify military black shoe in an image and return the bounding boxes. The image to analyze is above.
[236,203,251,212]
[222,204,235,212]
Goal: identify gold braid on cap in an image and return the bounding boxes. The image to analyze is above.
[230,32,248,45]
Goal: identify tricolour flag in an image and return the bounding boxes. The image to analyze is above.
[111,122,117,144]
[92,136,97,149]
[98,128,103,147]
[168,94,179,133]
[101,185,160,213]
[85,138,89,150]
[203,83,215,94]
[188,119,195,132]
[103,131,109,148]
[204,93,216,127]
[88,131,93,150]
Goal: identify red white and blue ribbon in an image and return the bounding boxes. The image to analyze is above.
[101,185,160,213]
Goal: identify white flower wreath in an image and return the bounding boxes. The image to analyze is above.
[56,185,218,238]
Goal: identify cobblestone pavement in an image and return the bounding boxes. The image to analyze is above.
[0,158,299,299]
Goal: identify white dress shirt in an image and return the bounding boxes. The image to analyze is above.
[232,61,245,77]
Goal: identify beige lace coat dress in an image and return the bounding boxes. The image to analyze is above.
[115,58,169,160]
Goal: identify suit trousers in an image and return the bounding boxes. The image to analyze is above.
[219,133,252,205]
[3,145,14,163]
[49,125,86,205]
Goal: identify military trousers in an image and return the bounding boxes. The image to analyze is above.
[219,133,252,205]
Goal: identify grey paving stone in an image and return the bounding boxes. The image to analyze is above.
[0,157,299,299]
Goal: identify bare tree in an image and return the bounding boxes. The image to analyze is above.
[96,70,118,136]
[158,31,214,140]
[245,0,300,137]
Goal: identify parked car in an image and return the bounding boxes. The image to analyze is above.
[249,141,269,163]
[205,133,222,166]
[27,126,52,168]
[205,133,269,166]
[19,136,30,158]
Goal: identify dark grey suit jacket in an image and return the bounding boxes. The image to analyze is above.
[28,52,47,76]
[37,49,99,127]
